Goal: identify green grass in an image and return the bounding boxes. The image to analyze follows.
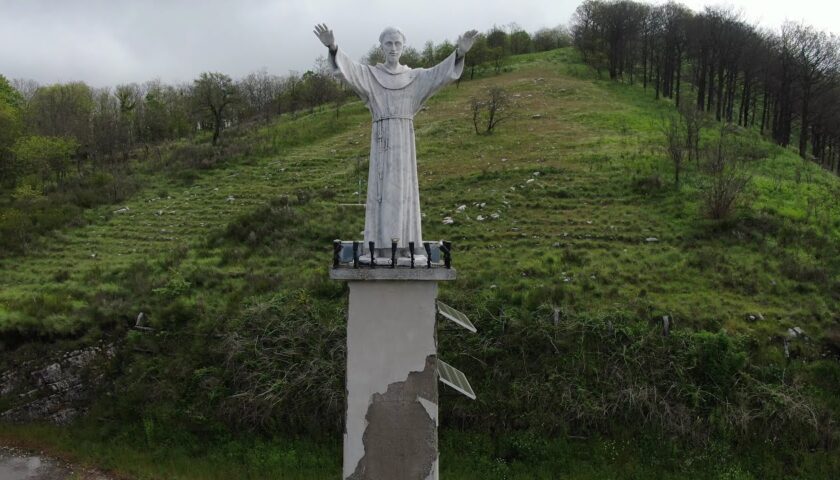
[2,48,840,477]
[3,48,838,340]
[4,423,836,479]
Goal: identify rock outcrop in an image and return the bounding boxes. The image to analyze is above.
[0,344,114,424]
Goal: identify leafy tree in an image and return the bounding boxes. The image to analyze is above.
[509,28,532,55]
[487,26,508,52]
[433,40,456,64]
[0,74,24,108]
[276,72,303,115]
[0,75,24,186]
[464,33,490,80]
[12,135,79,189]
[25,82,93,144]
[363,44,386,65]
[114,84,140,149]
[193,72,237,145]
[533,26,571,52]
[421,40,436,66]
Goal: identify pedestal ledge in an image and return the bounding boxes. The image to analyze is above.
[330,267,457,282]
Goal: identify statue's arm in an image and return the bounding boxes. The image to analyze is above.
[421,28,478,83]
[415,32,478,104]
[314,24,370,102]
[313,23,336,51]
[455,29,479,59]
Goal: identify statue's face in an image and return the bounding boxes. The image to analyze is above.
[380,32,404,64]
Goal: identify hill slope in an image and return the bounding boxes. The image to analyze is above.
[2,48,840,478]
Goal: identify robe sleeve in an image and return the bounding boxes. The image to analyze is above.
[329,48,372,105]
[414,50,465,107]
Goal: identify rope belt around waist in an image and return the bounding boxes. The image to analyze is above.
[373,115,414,122]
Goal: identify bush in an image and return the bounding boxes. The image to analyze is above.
[700,126,751,220]
[168,143,219,170]
[219,291,345,433]
[632,174,663,195]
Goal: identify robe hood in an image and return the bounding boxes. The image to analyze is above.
[368,63,419,90]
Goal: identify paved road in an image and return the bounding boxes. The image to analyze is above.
[0,447,111,480]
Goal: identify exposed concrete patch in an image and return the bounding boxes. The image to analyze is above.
[348,355,437,480]
[344,280,438,475]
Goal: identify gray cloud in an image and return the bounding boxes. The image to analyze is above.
[1,0,836,87]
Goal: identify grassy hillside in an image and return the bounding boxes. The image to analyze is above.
[2,48,840,478]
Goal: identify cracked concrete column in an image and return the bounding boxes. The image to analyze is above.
[330,268,456,480]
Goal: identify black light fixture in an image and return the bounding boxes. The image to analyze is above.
[408,241,415,269]
[441,241,452,269]
[390,238,398,269]
[333,239,341,268]
[352,241,359,268]
[369,241,376,268]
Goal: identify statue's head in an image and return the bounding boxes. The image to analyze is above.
[379,26,405,64]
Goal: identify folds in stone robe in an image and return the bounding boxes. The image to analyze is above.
[330,48,464,252]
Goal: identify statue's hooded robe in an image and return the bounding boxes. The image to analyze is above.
[330,48,464,252]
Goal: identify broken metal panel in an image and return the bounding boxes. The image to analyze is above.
[436,301,476,333]
[436,359,476,400]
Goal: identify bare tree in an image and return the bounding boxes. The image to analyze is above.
[10,78,39,102]
[785,22,837,158]
[193,72,237,146]
[679,102,705,164]
[239,68,281,123]
[661,111,686,188]
[471,87,512,134]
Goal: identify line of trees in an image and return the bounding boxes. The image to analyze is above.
[363,24,571,79]
[0,64,352,194]
[572,0,840,172]
[2,24,572,195]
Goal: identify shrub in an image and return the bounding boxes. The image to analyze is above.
[700,126,751,220]
[632,174,663,195]
[168,143,219,170]
[219,291,345,433]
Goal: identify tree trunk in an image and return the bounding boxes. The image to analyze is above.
[706,63,715,113]
[642,36,648,90]
[675,50,683,108]
[798,84,811,158]
[760,84,770,135]
[696,53,707,109]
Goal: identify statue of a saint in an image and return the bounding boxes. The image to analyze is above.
[315,24,477,259]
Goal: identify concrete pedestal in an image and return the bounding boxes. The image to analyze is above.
[330,268,456,480]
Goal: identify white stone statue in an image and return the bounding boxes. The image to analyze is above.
[314,24,477,259]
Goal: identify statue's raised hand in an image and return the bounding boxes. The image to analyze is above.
[314,23,336,50]
[456,30,479,56]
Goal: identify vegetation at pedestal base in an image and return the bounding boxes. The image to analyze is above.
[2,15,840,479]
[4,422,838,479]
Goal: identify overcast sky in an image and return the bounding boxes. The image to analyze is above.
[0,0,837,88]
